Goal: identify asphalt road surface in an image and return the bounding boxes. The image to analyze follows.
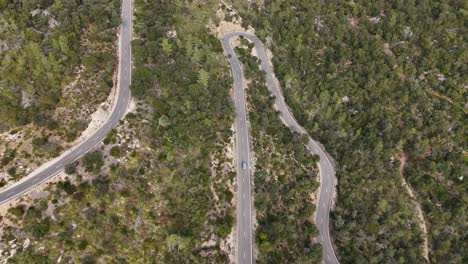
[0,0,133,205]
[222,34,254,264]
[222,31,339,264]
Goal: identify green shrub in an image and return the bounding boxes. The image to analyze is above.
[82,151,104,174]
[32,137,48,151]
[65,163,77,175]
[7,166,16,176]
[1,149,16,166]
[217,224,230,239]
[66,120,88,142]
[57,180,77,195]
[8,205,25,218]
[109,146,122,157]
[103,129,117,145]
[78,239,88,250]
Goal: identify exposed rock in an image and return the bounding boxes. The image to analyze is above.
[403,26,413,39]
[31,9,42,17]
[369,16,381,23]
[436,73,446,82]
[0,41,9,55]
[22,239,30,250]
[265,36,273,48]
[21,91,34,108]
[166,30,177,39]
[48,17,59,29]
[315,16,324,31]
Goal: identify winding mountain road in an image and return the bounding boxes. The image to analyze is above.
[0,0,133,205]
[222,31,339,264]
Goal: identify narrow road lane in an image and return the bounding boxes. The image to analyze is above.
[0,0,133,205]
[222,31,339,264]
[222,34,253,264]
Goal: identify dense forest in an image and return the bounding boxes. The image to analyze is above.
[235,41,322,263]
[233,0,466,263]
[0,0,120,131]
[1,0,465,263]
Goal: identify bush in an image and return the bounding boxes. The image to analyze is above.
[30,217,51,238]
[32,137,47,147]
[65,163,77,175]
[217,223,231,239]
[8,205,26,218]
[78,239,88,250]
[131,66,154,97]
[103,129,117,145]
[1,149,16,166]
[81,255,98,264]
[82,151,104,174]
[66,120,88,142]
[109,146,122,157]
[46,119,59,130]
[7,166,17,176]
[57,180,77,195]
[33,114,50,127]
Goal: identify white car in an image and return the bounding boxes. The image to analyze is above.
[242,161,248,169]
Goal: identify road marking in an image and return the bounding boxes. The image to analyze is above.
[243,211,245,217]
[72,155,81,163]
[54,164,62,169]
[326,188,329,193]
[321,235,323,241]
[244,252,246,260]
[320,217,323,224]
[244,231,246,238]
[327,255,331,261]
[32,178,41,183]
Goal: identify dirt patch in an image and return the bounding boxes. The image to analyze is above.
[76,104,110,142]
[394,152,429,261]
[208,1,255,39]
[383,43,394,56]
[215,21,247,37]
[349,17,360,28]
